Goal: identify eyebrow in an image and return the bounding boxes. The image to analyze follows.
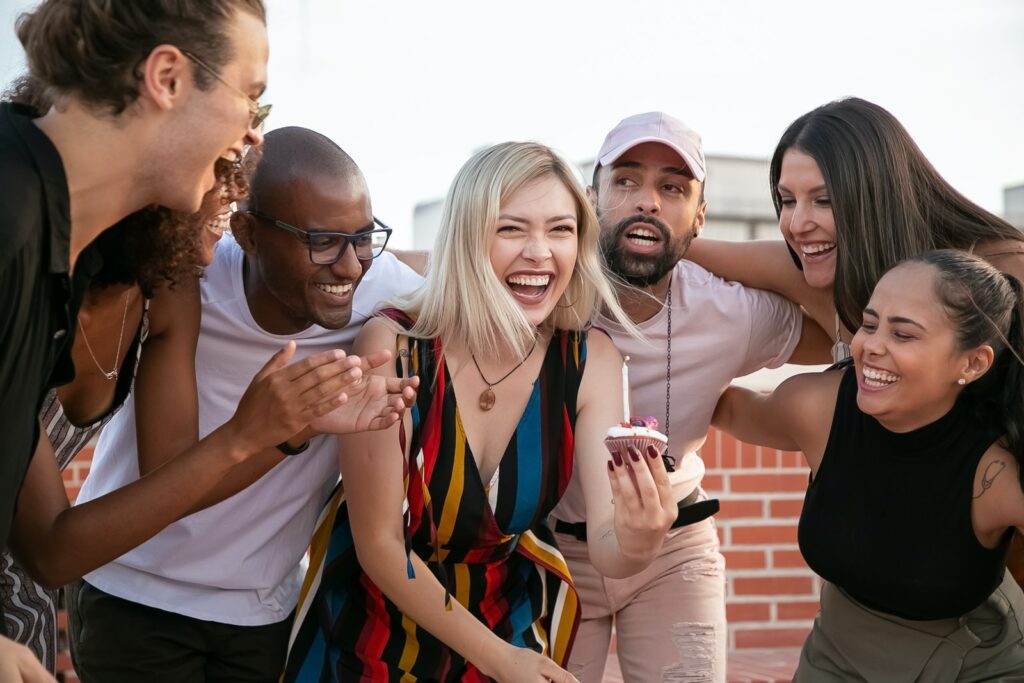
[777,182,827,194]
[611,160,693,178]
[863,308,927,330]
[497,214,577,223]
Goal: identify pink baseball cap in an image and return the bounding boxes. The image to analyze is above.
[596,111,705,182]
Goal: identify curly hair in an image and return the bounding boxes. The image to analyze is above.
[89,155,253,297]
[15,0,266,115]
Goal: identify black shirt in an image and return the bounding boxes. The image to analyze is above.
[0,102,100,617]
[798,367,1010,620]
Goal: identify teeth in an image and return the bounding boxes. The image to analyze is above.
[205,213,230,236]
[863,366,900,385]
[801,242,835,255]
[627,227,658,240]
[220,151,239,163]
[507,274,550,287]
[315,283,353,295]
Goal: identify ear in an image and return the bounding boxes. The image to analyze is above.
[585,184,597,208]
[231,212,258,254]
[960,344,995,386]
[693,199,708,238]
[138,45,191,113]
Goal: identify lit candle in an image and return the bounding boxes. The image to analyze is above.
[622,355,630,424]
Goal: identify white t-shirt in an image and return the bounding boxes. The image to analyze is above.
[551,260,801,523]
[78,234,423,625]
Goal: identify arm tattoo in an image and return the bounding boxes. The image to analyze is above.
[974,460,1007,499]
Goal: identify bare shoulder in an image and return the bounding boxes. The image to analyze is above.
[146,276,200,338]
[582,326,622,363]
[355,315,403,350]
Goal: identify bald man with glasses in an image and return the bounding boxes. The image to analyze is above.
[69,127,424,683]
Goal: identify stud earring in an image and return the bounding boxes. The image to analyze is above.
[958,378,966,386]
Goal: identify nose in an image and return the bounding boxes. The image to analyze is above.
[329,241,363,278]
[786,201,816,236]
[860,329,886,358]
[522,233,552,263]
[634,184,660,215]
[244,122,265,147]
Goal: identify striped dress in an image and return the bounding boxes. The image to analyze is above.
[0,304,146,673]
[285,322,586,682]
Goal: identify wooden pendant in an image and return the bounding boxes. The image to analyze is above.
[479,388,496,411]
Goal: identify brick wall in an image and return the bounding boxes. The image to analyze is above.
[701,429,818,650]
[54,429,816,678]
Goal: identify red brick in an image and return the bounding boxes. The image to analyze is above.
[741,443,759,468]
[772,549,810,569]
[782,451,804,468]
[731,524,798,545]
[769,498,804,518]
[777,600,821,621]
[733,575,815,596]
[722,549,767,569]
[701,473,724,494]
[64,486,80,504]
[734,627,811,648]
[727,601,772,623]
[761,449,780,468]
[719,436,738,469]
[717,499,763,519]
[55,652,74,673]
[717,525,726,545]
[731,473,808,494]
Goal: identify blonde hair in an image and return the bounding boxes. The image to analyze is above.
[397,142,634,358]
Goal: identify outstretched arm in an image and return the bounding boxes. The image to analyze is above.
[575,331,677,579]
[712,370,842,475]
[339,319,575,683]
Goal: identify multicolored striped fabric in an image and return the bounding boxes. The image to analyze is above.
[284,319,587,682]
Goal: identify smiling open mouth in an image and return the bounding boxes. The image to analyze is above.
[625,226,662,246]
[506,274,551,301]
[800,242,836,258]
[315,282,353,296]
[862,365,901,388]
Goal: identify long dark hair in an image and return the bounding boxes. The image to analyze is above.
[770,97,1022,332]
[912,250,1024,475]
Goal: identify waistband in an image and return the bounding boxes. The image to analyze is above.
[553,489,719,541]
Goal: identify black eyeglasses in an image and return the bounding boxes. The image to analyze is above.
[182,50,271,129]
[249,211,392,264]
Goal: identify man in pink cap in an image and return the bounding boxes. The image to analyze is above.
[550,112,830,681]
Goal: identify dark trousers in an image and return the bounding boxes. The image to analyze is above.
[67,580,291,683]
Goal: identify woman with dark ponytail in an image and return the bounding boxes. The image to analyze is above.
[713,250,1024,679]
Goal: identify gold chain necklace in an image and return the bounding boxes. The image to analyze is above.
[470,337,539,411]
[78,291,131,381]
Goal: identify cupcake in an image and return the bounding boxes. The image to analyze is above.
[604,416,668,457]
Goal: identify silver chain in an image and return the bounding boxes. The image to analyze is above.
[78,291,130,381]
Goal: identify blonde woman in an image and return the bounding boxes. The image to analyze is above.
[285,143,678,682]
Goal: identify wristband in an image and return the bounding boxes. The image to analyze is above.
[276,439,310,456]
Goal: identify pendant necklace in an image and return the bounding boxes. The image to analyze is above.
[470,336,539,411]
[79,291,131,381]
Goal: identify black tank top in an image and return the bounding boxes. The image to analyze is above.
[798,367,1011,620]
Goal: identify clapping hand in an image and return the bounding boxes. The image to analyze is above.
[606,444,678,562]
[309,349,419,435]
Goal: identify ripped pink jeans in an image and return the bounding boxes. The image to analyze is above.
[557,511,726,682]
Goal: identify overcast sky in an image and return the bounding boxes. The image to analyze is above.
[2,0,1022,248]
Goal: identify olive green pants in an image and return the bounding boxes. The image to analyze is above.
[795,572,1024,682]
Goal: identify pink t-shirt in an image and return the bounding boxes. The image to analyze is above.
[552,260,801,522]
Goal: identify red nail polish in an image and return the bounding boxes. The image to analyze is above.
[612,450,623,467]
[629,447,641,462]
[648,446,659,459]
[607,460,615,472]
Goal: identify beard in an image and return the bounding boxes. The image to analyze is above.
[599,214,696,287]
